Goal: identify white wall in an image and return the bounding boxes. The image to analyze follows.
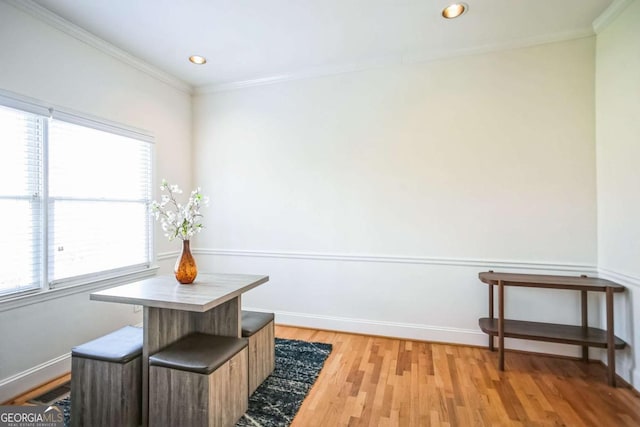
[193,38,599,356]
[0,1,191,401]
[596,0,640,388]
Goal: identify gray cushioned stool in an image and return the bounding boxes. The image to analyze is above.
[71,325,143,427]
[241,310,275,395]
[149,333,248,427]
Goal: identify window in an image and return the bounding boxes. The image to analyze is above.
[0,93,153,298]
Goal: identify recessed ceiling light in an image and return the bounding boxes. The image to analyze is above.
[189,55,207,65]
[442,3,468,19]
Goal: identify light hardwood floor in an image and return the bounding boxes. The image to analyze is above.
[276,325,640,427]
[6,373,71,406]
[8,325,640,426]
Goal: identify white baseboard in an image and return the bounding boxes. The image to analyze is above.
[0,352,71,404]
[255,308,586,359]
[633,369,640,392]
[271,309,487,345]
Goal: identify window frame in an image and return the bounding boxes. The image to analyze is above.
[0,89,158,308]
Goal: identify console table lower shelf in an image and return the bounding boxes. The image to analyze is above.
[479,318,626,349]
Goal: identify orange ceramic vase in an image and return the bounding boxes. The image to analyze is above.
[175,240,197,284]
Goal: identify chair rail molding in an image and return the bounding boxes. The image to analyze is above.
[597,267,640,288]
[194,248,597,273]
[157,250,180,262]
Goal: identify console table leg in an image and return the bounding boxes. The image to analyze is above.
[498,280,504,371]
[489,284,494,351]
[581,290,588,362]
[606,287,616,386]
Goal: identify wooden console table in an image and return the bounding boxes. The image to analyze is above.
[477,271,626,386]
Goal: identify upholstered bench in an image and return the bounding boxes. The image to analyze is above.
[241,310,275,395]
[71,325,143,427]
[149,333,248,427]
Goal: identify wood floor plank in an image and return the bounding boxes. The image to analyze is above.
[4,373,71,406]
[276,325,640,427]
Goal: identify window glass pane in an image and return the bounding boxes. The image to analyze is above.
[0,200,40,294]
[0,104,42,295]
[48,119,152,284]
[0,106,43,295]
[49,121,151,200]
[0,105,41,197]
[49,201,149,282]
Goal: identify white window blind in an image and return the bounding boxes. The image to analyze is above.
[48,119,152,285]
[0,90,154,298]
[0,105,43,296]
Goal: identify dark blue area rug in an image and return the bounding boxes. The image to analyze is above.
[237,338,332,426]
[55,337,332,427]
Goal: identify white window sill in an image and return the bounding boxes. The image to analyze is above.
[0,266,159,313]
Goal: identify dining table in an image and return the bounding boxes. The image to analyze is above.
[90,272,269,427]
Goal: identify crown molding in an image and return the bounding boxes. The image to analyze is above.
[195,28,595,94]
[404,28,595,64]
[6,0,193,94]
[593,0,635,34]
[195,54,401,94]
[196,74,301,94]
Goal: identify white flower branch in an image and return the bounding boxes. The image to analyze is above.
[150,179,209,241]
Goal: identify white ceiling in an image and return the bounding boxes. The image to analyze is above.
[30,0,614,90]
